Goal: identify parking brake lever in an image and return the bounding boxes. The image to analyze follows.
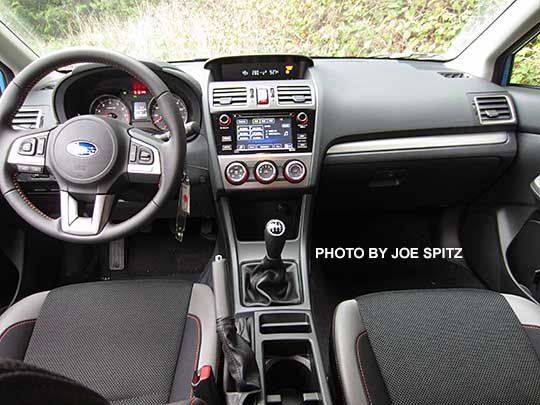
[212,255,261,397]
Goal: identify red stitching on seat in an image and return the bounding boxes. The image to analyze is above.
[187,313,201,399]
[356,330,373,405]
[0,319,36,343]
[523,324,540,330]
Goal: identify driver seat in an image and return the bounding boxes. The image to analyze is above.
[0,279,217,404]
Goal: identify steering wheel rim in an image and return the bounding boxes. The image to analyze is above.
[0,47,186,243]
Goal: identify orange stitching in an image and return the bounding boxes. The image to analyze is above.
[187,314,202,399]
[12,174,52,220]
[356,331,373,405]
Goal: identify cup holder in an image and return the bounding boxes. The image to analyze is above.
[263,341,321,404]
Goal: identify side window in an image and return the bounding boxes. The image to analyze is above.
[510,34,540,86]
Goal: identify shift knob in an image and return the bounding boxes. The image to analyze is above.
[264,219,287,260]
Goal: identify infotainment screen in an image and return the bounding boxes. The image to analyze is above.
[235,117,294,152]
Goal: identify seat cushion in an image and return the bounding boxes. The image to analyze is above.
[0,280,217,405]
[332,289,540,405]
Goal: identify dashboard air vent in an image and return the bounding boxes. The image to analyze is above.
[212,87,247,106]
[12,108,43,130]
[277,85,312,105]
[474,95,515,125]
[438,71,471,79]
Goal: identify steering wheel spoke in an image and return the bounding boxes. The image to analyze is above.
[59,191,114,236]
[126,128,162,184]
[7,128,54,175]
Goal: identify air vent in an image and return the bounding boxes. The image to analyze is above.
[12,108,43,130]
[438,71,471,79]
[212,86,247,106]
[277,85,313,105]
[474,95,515,125]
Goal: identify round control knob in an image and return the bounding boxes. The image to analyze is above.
[254,161,278,184]
[225,161,248,185]
[296,111,309,125]
[284,160,306,183]
[219,114,232,127]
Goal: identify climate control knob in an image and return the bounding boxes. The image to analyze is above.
[284,160,306,183]
[225,162,248,185]
[255,161,278,184]
[296,111,309,125]
[219,114,232,127]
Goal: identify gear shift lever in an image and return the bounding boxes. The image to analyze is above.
[244,219,301,306]
[264,219,287,261]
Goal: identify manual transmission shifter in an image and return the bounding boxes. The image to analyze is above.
[243,219,301,306]
[264,219,287,261]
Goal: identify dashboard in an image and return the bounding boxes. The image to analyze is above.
[12,54,519,217]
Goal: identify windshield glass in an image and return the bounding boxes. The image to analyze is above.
[0,0,514,61]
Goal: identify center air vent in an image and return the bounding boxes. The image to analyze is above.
[474,95,515,125]
[277,85,313,105]
[212,86,247,107]
[12,108,43,130]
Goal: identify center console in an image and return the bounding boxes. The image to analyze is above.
[205,55,331,404]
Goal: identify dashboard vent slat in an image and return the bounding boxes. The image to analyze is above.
[212,86,248,106]
[438,71,471,79]
[277,85,313,105]
[474,95,515,125]
[12,108,43,130]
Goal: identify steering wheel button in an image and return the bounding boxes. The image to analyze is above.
[129,144,138,162]
[138,147,153,165]
[19,138,36,155]
[36,137,46,155]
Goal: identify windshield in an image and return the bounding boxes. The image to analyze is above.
[0,0,514,61]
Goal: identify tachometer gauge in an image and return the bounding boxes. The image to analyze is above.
[90,95,131,124]
[150,94,188,131]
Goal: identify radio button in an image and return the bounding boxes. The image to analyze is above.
[296,111,309,125]
[219,114,232,127]
[225,162,248,185]
[255,160,277,184]
[297,133,307,140]
[221,144,233,152]
[284,160,306,183]
[221,135,232,143]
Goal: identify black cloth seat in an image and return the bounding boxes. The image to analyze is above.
[0,280,218,405]
[332,289,540,405]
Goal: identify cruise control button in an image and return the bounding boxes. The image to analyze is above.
[19,138,36,156]
[138,147,153,165]
[17,164,43,174]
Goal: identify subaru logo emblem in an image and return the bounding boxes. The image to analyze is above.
[66,141,98,158]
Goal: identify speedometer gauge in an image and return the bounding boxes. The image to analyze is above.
[149,94,188,131]
[90,95,131,124]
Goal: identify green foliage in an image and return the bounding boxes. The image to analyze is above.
[8,0,147,39]
[5,0,539,87]
[511,36,540,86]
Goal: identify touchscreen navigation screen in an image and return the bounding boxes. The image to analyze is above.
[235,117,294,152]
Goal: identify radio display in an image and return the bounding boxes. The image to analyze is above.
[235,117,294,152]
[221,62,298,81]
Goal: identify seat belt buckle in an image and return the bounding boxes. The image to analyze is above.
[191,365,218,404]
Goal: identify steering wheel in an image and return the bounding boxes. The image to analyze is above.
[0,48,186,243]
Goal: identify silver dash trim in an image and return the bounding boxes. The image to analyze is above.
[326,132,509,155]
